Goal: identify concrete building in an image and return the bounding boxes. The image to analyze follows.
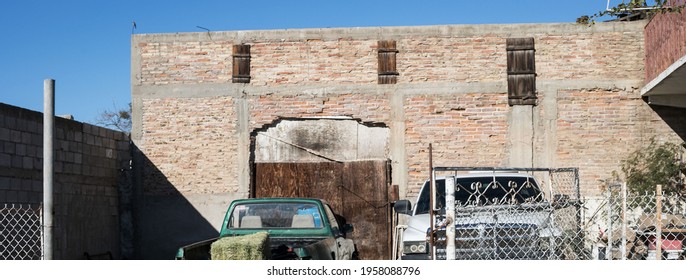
[131,20,685,259]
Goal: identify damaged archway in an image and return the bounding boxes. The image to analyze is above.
[251,117,393,260]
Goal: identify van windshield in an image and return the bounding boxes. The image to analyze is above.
[414,176,542,215]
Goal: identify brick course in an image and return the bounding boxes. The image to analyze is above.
[133,21,683,202]
[555,88,681,195]
[137,25,644,86]
[141,96,238,195]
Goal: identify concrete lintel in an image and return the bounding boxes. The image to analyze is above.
[132,82,238,99]
[537,80,643,92]
[133,82,507,99]
[133,79,643,100]
[132,21,646,44]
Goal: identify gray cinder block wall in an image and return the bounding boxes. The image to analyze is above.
[0,102,130,260]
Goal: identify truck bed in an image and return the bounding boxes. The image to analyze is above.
[176,236,328,260]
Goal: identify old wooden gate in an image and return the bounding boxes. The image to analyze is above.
[254,160,391,260]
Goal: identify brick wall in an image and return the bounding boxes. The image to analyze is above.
[137,26,644,86]
[555,89,681,195]
[132,22,686,257]
[140,96,238,195]
[249,93,391,129]
[133,22,671,199]
[645,1,686,81]
[403,92,510,196]
[0,102,130,259]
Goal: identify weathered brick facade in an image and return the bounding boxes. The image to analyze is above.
[141,96,238,195]
[132,21,684,259]
[644,0,686,81]
[137,27,645,87]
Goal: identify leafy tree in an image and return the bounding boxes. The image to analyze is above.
[577,0,685,24]
[96,102,132,133]
[621,139,685,194]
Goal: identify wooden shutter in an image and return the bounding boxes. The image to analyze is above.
[506,38,536,105]
[378,40,399,84]
[232,45,251,83]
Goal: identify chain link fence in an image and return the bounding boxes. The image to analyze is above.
[0,204,42,260]
[412,168,686,260]
[429,167,586,260]
[590,183,686,260]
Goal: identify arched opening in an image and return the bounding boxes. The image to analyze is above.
[250,117,393,260]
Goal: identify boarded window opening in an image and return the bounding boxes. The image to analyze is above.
[232,44,251,83]
[506,38,536,106]
[378,40,399,84]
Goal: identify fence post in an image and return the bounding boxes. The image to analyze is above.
[605,184,612,260]
[428,144,435,260]
[43,79,54,260]
[656,184,662,260]
[621,182,627,260]
[445,176,455,260]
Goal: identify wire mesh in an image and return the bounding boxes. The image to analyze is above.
[406,166,686,260]
[0,204,42,260]
[600,188,686,260]
[430,168,586,260]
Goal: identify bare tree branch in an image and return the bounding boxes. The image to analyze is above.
[95,102,132,133]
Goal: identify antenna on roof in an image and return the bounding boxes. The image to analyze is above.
[196,26,211,40]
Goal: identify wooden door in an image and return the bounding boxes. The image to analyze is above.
[254,160,390,260]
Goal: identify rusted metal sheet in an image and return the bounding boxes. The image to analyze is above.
[254,160,390,260]
[342,160,390,260]
[298,163,344,212]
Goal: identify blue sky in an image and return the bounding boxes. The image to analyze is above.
[0,0,619,128]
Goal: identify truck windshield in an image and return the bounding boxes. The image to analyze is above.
[415,176,543,215]
[227,202,324,229]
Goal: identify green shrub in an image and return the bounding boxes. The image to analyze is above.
[621,140,685,193]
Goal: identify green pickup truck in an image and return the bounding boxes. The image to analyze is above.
[176,197,358,260]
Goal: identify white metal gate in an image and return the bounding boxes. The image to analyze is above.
[430,167,584,260]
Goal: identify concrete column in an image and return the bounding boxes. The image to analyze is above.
[389,90,408,198]
[508,105,534,168]
[533,88,558,168]
[235,88,251,198]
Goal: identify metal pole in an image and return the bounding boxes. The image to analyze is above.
[43,79,54,260]
[621,182,627,260]
[605,184,612,260]
[656,184,662,260]
[428,144,435,260]
[445,176,455,260]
